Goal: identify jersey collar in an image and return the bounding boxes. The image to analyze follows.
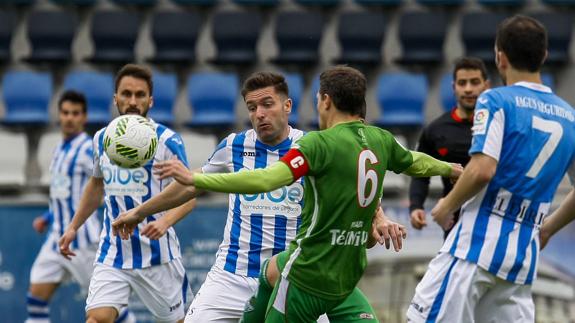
[450,108,472,123]
[514,81,552,93]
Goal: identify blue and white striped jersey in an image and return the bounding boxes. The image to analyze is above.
[442,82,575,284]
[48,132,100,250]
[202,128,305,277]
[93,120,188,269]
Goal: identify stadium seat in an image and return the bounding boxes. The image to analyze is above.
[439,73,456,112]
[541,73,554,90]
[187,72,238,129]
[397,11,447,66]
[232,0,279,5]
[416,0,463,5]
[355,0,401,6]
[541,0,575,6]
[149,71,177,126]
[285,73,303,127]
[375,72,427,128]
[2,71,52,126]
[272,11,324,66]
[25,10,77,64]
[111,0,156,6]
[149,11,201,65]
[0,0,35,5]
[294,0,340,6]
[171,0,217,6]
[50,0,97,6]
[38,131,61,186]
[88,11,140,64]
[0,11,17,63]
[335,11,385,66]
[530,12,572,66]
[211,11,262,66]
[63,71,114,127]
[478,0,524,6]
[461,12,507,63]
[308,75,320,129]
[0,130,26,186]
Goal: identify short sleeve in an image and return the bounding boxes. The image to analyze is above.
[469,90,505,161]
[386,133,413,174]
[79,140,94,176]
[202,138,230,174]
[92,131,104,178]
[164,132,189,168]
[294,131,326,175]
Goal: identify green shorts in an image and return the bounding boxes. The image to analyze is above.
[265,251,378,322]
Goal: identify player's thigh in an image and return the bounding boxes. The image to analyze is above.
[266,276,339,323]
[85,264,131,317]
[475,272,534,323]
[327,288,378,322]
[133,259,189,323]
[63,244,98,292]
[186,266,258,323]
[407,253,487,323]
[30,241,66,285]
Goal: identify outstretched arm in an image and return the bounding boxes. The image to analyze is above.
[540,189,575,249]
[403,151,462,179]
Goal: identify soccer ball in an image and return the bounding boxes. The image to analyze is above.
[103,115,158,168]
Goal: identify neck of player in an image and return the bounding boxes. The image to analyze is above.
[505,69,542,86]
[326,113,362,129]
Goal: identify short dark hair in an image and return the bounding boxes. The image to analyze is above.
[319,66,366,117]
[495,15,547,72]
[58,90,87,114]
[241,72,289,99]
[453,57,488,81]
[115,64,153,94]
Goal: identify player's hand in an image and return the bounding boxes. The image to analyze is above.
[369,208,407,251]
[539,223,551,250]
[449,163,464,183]
[153,157,195,186]
[112,209,144,240]
[431,198,455,231]
[59,228,77,260]
[141,218,169,240]
[32,216,49,233]
[410,209,427,230]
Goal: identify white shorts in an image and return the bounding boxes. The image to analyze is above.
[407,252,534,323]
[86,259,191,322]
[185,265,259,322]
[30,236,97,293]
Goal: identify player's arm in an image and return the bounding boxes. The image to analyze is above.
[403,151,462,180]
[141,190,198,240]
[59,176,104,259]
[368,206,407,251]
[540,189,575,250]
[409,131,434,230]
[432,153,497,230]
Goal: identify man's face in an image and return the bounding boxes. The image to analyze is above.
[114,76,153,117]
[58,101,86,138]
[453,69,489,111]
[245,86,291,145]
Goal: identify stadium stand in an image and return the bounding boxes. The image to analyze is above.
[149,71,178,126]
[25,10,77,65]
[461,12,507,64]
[397,11,448,66]
[2,71,52,127]
[88,10,140,65]
[375,72,427,129]
[335,11,385,66]
[272,11,324,66]
[37,131,60,186]
[0,11,17,63]
[0,130,26,186]
[63,71,114,127]
[284,73,303,127]
[530,12,573,66]
[148,11,201,66]
[187,72,238,130]
[211,10,262,66]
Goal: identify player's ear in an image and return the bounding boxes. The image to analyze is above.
[323,94,332,110]
[149,96,154,109]
[284,98,292,114]
[113,94,118,107]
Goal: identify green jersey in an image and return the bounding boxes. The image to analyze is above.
[281,121,413,300]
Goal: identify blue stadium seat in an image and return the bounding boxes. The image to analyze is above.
[150,72,177,126]
[461,12,507,63]
[25,10,76,64]
[211,11,262,66]
[149,11,201,65]
[232,0,278,5]
[355,0,401,6]
[375,72,427,128]
[440,73,456,112]
[2,71,52,126]
[397,11,447,66]
[64,71,113,126]
[88,11,140,64]
[335,11,385,66]
[285,73,303,127]
[531,12,572,65]
[416,0,463,5]
[111,0,156,5]
[272,11,324,66]
[0,11,17,63]
[50,0,97,6]
[478,0,524,6]
[171,0,217,6]
[187,72,238,128]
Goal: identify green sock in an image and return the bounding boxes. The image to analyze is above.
[240,259,273,323]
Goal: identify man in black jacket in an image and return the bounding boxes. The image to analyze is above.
[409,57,490,238]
